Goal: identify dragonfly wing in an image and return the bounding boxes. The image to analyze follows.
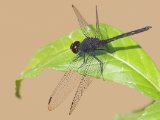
[95,5,104,39]
[69,56,95,115]
[48,60,81,111]
[72,5,96,38]
[69,76,93,115]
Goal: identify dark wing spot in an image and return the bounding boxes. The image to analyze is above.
[48,97,52,105]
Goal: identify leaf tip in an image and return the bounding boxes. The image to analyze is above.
[15,77,23,99]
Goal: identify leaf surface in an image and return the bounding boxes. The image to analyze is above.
[114,101,160,120]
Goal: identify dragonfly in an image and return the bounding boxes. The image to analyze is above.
[48,4,152,115]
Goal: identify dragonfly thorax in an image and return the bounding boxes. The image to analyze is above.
[79,37,104,53]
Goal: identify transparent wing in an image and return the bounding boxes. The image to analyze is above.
[69,56,101,115]
[72,5,97,38]
[48,58,81,111]
[95,5,104,39]
[69,75,92,115]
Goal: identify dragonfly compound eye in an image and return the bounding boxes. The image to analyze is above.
[70,41,80,54]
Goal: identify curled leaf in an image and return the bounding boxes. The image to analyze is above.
[15,24,160,101]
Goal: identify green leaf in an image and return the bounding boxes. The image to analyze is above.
[114,101,160,120]
[15,24,160,100]
[114,111,143,120]
[138,101,160,120]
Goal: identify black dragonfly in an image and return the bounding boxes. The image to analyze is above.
[48,5,152,115]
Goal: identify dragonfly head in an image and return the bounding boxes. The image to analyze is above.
[70,41,80,54]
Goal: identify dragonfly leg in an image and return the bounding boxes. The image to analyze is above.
[78,53,86,69]
[92,55,104,78]
[78,54,90,69]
